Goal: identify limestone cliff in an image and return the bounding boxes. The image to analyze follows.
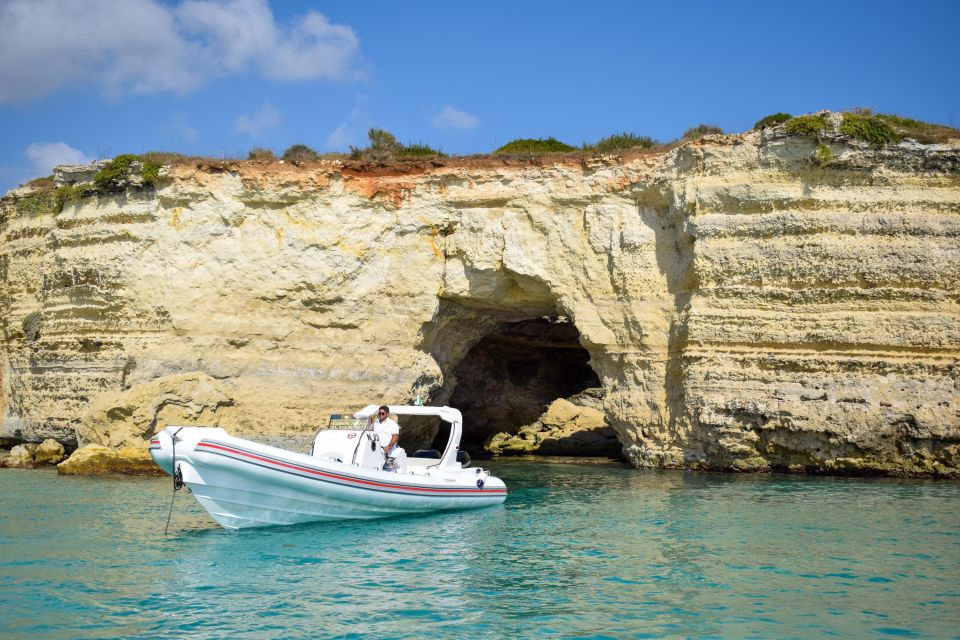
[2,120,958,476]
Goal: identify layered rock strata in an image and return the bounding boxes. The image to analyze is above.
[2,121,958,476]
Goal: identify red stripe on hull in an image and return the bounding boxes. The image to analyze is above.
[195,441,506,496]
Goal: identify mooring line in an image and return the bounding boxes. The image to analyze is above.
[163,427,186,536]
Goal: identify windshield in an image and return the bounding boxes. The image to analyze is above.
[326,414,367,430]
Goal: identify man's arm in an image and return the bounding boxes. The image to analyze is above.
[384,433,399,452]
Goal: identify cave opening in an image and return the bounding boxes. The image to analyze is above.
[432,316,602,451]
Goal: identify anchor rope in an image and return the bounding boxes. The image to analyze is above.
[163,427,186,536]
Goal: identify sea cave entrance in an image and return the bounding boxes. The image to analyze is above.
[446,316,599,448]
[426,315,612,454]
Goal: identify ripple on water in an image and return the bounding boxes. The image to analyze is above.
[1,464,958,638]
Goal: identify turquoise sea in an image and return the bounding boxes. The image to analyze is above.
[1,461,958,639]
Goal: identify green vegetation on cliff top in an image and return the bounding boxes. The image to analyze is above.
[494,137,577,155]
[7,110,957,212]
[349,129,446,162]
[756,109,958,146]
[682,124,724,140]
[784,113,829,137]
[94,154,162,189]
[754,113,793,129]
[586,133,659,153]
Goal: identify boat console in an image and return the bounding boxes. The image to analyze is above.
[309,405,468,475]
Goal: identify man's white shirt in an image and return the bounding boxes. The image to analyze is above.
[373,417,399,452]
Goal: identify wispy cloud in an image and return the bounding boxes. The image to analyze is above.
[325,94,368,150]
[167,114,198,142]
[326,123,352,150]
[0,0,362,103]
[236,102,281,136]
[431,105,479,131]
[25,142,93,177]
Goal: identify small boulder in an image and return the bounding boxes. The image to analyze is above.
[33,439,66,465]
[484,396,621,457]
[1,445,35,468]
[540,398,580,428]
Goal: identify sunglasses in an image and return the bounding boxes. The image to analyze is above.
[378,411,387,416]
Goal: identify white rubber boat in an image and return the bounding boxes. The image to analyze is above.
[149,404,507,529]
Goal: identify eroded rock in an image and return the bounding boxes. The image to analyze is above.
[486,396,621,457]
[33,439,65,465]
[0,439,67,468]
[57,445,164,476]
[77,372,234,449]
[0,445,35,468]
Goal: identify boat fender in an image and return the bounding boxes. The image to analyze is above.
[477,478,484,489]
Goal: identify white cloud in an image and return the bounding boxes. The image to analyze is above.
[0,0,362,103]
[431,105,479,130]
[25,142,93,177]
[236,101,281,136]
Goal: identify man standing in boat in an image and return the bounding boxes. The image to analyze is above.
[369,405,400,471]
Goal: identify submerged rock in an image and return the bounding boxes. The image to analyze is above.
[57,445,164,476]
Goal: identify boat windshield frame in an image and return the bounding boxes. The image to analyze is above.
[352,405,464,469]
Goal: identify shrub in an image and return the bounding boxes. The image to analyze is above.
[248,147,276,161]
[588,132,658,153]
[14,191,57,217]
[93,154,139,189]
[27,175,54,189]
[367,128,401,154]
[840,113,900,146]
[754,113,792,129]
[93,154,162,189]
[682,124,724,140]
[784,114,828,137]
[139,151,185,164]
[350,128,398,162]
[397,142,446,158]
[815,142,833,165]
[282,144,320,162]
[349,129,445,161]
[494,137,576,154]
[54,184,89,209]
[140,160,162,186]
[875,114,959,144]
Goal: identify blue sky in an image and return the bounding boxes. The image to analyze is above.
[1,0,958,194]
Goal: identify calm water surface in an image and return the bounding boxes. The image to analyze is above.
[1,461,958,639]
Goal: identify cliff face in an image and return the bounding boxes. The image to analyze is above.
[2,125,958,475]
